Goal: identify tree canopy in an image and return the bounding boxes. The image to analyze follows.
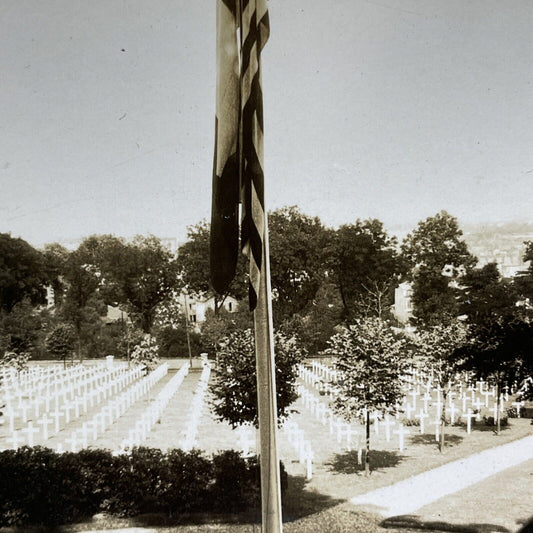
[401,211,477,326]
[0,233,50,312]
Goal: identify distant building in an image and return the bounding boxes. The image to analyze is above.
[393,282,413,324]
[178,292,239,325]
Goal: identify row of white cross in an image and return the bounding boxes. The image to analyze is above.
[116,362,191,453]
[1,363,143,433]
[180,360,212,451]
[3,363,167,451]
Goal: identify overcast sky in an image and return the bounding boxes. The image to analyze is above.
[2,0,533,248]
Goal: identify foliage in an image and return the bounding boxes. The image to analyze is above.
[209,328,305,428]
[329,318,409,419]
[327,219,404,320]
[200,304,253,357]
[0,233,50,312]
[0,351,29,373]
[461,263,518,327]
[177,220,248,309]
[156,324,203,359]
[130,333,160,370]
[414,320,470,449]
[45,323,77,363]
[401,211,477,326]
[280,280,343,355]
[0,446,286,526]
[329,317,409,474]
[0,299,43,356]
[268,206,330,323]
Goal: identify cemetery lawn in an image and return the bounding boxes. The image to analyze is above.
[33,412,533,532]
[2,359,532,532]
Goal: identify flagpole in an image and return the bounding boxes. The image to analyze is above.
[253,209,283,533]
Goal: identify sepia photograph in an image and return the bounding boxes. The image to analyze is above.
[1,1,533,532]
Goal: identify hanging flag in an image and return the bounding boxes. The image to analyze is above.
[239,0,269,310]
[210,0,241,295]
[210,0,269,310]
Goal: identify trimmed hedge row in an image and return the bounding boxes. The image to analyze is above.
[0,446,288,527]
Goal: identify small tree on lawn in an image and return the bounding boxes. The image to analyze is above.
[1,351,29,374]
[209,329,305,428]
[130,333,160,372]
[45,323,77,368]
[415,320,469,451]
[329,317,409,475]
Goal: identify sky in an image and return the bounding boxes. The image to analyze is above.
[2,0,533,248]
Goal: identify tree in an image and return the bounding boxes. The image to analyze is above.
[0,299,43,357]
[102,236,182,333]
[177,221,248,313]
[461,317,533,434]
[46,323,77,367]
[130,333,160,372]
[461,263,517,327]
[514,241,533,306]
[401,211,477,326]
[41,242,70,307]
[200,304,253,359]
[268,206,330,322]
[327,220,404,320]
[0,233,50,312]
[415,321,469,450]
[209,329,305,428]
[329,318,409,475]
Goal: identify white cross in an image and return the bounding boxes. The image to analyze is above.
[446,403,459,425]
[393,424,410,452]
[23,422,40,447]
[38,415,54,441]
[415,409,429,433]
[431,418,440,442]
[464,408,476,434]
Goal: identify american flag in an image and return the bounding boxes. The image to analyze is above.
[210,0,269,310]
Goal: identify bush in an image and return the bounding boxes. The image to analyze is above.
[0,446,287,526]
[483,416,509,427]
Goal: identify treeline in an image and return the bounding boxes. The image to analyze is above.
[1,208,533,364]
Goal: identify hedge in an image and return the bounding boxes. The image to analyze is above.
[0,447,288,527]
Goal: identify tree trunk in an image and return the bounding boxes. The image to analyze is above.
[365,410,370,476]
[439,391,447,453]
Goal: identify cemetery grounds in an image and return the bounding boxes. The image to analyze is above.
[1,357,533,533]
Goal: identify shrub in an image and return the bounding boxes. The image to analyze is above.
[0,446,287,526]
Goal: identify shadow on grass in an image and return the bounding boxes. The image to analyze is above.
[381,514,511,532]
[328,449,404,474]
[409,434,464,447]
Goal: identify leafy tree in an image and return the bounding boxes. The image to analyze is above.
[415,321,469,450]
[1,351,29,373]
[178,221,248,313]
[401,211,477,326]
[329,318,409,474]
[130,333,160,371]
[461,317,533,434]
[200,304,253,359]
[280,280,343,355]
[101,236,182,333]
[461,263,517,327]
[327,219,404,320]
[0,299,43,356]
[268,206,330,322]
[0,233,49,312]
[209,329,305,428]
[46,323,77,367]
